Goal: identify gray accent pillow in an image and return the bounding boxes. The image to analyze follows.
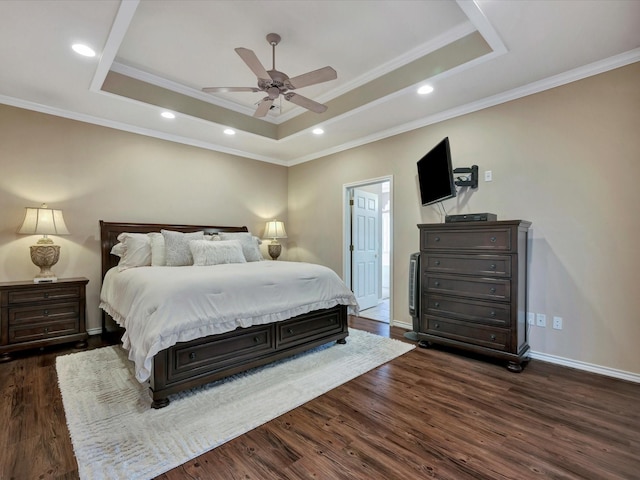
[189,240,246,266]
[161,230,204,266]
[218,232,263,262]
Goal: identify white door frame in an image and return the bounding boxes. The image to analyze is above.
[343,175,393,322]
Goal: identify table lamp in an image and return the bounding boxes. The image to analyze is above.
[17,204,70,283]
[264,220,287,260]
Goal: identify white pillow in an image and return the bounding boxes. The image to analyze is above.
[115,232,151,271]
[189,240,247,266]
[162,230,204,266]
[218,232,263,262]
[110,242,126,257]
[147,232,166,266]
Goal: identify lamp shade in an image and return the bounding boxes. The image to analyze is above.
[18,204,70,236]
[264,220,287,239]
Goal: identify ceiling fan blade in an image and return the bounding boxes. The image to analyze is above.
[253,98,274,118]
[284,92,327,114]
[235,47,271,80]
[287,66,337,89]
[202,86,260,93]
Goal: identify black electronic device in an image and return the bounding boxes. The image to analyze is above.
[445,213,497,223]
[417,137,456,206]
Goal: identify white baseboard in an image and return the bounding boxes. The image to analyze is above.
[390,320,640,384]
[88,327,102,336]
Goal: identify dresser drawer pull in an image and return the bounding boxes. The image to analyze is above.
[44,293,50,298]
[434,323,440,329]
[44,327,49,333]
[490,264,496,270]
[490,236,497,243]
[490,334,496,341]
[287,328,294,334]
[253,336,260,343]
[434,302,440,308]
[434,236,440,242]
[489,287,496,294]
[189,352,196,360]
[435,260,441,266]
[434,281,440,287]
[490,311,496,317]
[43,310,49,316]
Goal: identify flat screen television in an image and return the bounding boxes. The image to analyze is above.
[417,137,456,206]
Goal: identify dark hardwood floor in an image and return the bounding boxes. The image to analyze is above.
[1,317,638,479]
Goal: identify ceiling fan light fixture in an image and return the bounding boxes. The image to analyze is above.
[71,43,96,57]
[418,84,434,95]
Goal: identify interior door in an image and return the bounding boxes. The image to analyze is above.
[352,188,380,310]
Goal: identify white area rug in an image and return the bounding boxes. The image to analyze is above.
[56,329,414,480]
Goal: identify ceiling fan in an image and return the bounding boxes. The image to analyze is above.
[202,33,337,118]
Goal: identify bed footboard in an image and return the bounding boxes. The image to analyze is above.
[149,305,349,408]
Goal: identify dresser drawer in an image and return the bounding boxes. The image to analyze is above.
[9,319,79,344]
[422,317,509,351]
[277,309,345,347]
[9,302,79,326]
[423,254,511,277]
[425,274,511,301]
[168,325,274,381]
[8,286,81,305]
[425,294,511,326]
[421,228,512,251]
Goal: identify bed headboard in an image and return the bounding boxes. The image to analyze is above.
[99,220,249,281]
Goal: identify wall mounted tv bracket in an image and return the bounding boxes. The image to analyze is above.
[453,165,478,188]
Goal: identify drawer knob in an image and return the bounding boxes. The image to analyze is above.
[287,328,294,334]
[490,311,496,317]
[434,323,440,329]
[490,264,496,270]
[44,293,49,298]
[189,352,196,360]
[434,302,440,308]
[490,236,497,243]
[490,287,496,294]
[434,236,440,242]
[490,334,496,341]
[44,327,49,333]
[435,260,441,266]
[434,281,440,287]
[253,336,260,343]
[43,310,49,316]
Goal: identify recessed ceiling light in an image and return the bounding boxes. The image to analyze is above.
[71,44,96,57]
[312,128,324,135]
[161,111,175,119]
[418,85,434,95]
[224,128,236,135]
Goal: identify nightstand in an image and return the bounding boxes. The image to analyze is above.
[0,277,89,362]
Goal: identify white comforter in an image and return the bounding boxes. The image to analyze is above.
[99,261,359,382]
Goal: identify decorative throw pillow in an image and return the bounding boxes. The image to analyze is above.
[218,232,263,262]
[110,242,126,257]
[147,232,166,266]
[115,232,151,271]
[189,240,246,266]
[161,230,204,266]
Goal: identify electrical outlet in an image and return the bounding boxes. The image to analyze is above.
[553,316,563,330]
[536,313,546,327]
[527,312,535,325]
[484,170,493,182]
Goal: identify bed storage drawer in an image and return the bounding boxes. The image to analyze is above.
[277,308,345,347]
[166,325,275,381]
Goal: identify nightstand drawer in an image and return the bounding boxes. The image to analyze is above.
[9,319,79,343]
[9,302,79,325]
[8,286,81,305]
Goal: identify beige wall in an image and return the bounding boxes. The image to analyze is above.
[0,105,288,332]
[288,63,640,375]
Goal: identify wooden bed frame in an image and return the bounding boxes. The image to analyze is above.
[99,221,349,408]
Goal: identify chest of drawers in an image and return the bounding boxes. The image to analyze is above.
[0,277,89,361]
[417,220,531,371]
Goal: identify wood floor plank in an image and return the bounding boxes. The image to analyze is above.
[1,318,639,480]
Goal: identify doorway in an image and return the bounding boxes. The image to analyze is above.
[344,177,392,324]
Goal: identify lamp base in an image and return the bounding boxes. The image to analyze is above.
[34,277,58,284]
[30,244,61,282]
[268,242,282,260]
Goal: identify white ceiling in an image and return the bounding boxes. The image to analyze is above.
[1,0,638,166]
